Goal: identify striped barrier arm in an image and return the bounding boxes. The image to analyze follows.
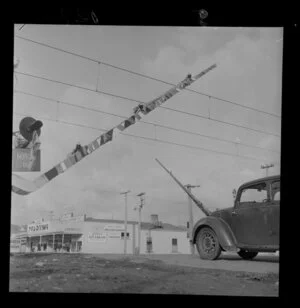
[12,64,217,195]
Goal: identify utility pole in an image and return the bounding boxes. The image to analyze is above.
[135,192,145,255]
[48,210,54,221]
[261,163,274,177]
[185,184,200,255]
[120,190,130,255]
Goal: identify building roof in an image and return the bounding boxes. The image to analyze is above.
[85,217,187,231]
[85,217,138,224]
[12,218,188,236]
[141,222,187,232]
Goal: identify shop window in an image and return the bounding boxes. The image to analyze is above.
[121,232,130,239]
[146,237,152,253]
[172,238,178,253]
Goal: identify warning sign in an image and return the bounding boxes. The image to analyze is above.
[12,148,41,172]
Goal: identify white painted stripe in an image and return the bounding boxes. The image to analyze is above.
[113,127,122,138]
[12,65,217,196]
[12,173,37,193]
[34,175,48,188]
[61,162,67,171]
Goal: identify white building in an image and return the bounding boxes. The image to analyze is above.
[11,213,190,255]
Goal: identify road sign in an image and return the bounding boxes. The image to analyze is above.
[12,148,41,171]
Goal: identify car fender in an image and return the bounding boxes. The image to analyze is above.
[192,216,238,252]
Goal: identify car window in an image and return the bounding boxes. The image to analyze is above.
[271,180,280,202]
[273,192,280,201]
[240,182,267,203]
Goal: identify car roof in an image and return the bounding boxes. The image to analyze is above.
[239,175,280,189]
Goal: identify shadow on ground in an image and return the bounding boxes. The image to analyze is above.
[218,254,279,263]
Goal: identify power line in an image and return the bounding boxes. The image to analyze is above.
[18,25,26,31]
[14,89,280,154]
[15,35,281,119]
[20,180,244,216]
[53,183,207,209]
[13,111,280,164]
[160,106,281,138]
[14,71,281,138]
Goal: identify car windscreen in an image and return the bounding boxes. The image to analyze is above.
[239,183,267,203]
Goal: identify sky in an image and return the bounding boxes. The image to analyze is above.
[12,25,282,226]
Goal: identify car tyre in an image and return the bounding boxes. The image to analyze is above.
[238,250,258,260]
[196,227,221,260]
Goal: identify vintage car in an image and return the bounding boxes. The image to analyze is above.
[192,175,280,260]
[156,159,280,260]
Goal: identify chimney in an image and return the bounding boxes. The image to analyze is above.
[150,214,162,228]
[151,214,158,225]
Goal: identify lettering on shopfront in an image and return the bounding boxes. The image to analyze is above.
[10,239,21,251]
[107,231,121,238]
[10,245,20,249]
[28,223,49,233]
[87,232,107,242]
[104,224,125,231]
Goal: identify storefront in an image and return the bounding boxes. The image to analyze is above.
[82,218,137,254]
[26,231,83,253]
[12,214,85,253]
[11,213,190,255]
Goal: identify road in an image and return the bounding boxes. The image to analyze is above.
[137,252,279,274]
[9,252,279,296]
[90,252,279,274]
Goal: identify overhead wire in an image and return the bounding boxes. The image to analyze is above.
[15,35,281,119]
[14,89,280,154]
[55,183,193,204]
[12,35,281,216]
[56,183,211,210]
[13,111,280,164]
[14,71,281,138]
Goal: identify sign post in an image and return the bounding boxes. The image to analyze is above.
[12,148,41,171]
[12,117,43,172]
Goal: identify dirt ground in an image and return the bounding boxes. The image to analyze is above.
[9,253,279,296]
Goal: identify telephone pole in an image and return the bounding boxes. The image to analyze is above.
[261,163,274,177]
[120,190,130,255]
[185,184,200,255]
[135,192,145,255]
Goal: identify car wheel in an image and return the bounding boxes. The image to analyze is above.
[196,227,221,260]
[238,250,258,260]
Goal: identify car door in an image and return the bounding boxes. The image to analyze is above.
[231,181,274,247]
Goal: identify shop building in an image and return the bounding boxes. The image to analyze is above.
[11,213,85,253]
[11,213,190,255]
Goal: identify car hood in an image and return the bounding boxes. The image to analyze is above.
[210,207,233,218]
